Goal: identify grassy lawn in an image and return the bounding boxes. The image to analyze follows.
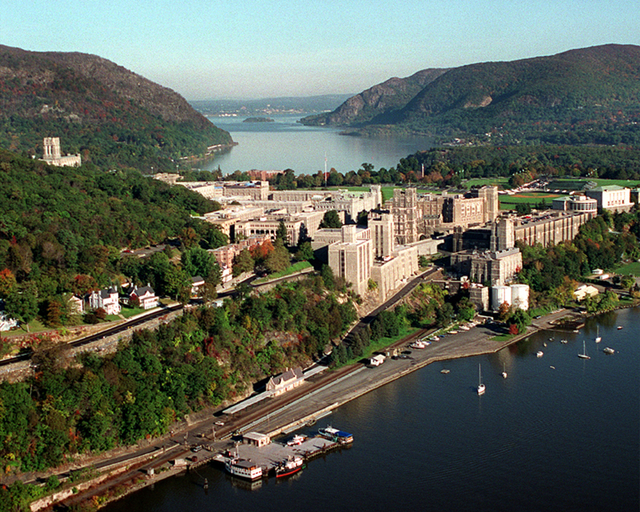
[335,325,420,368]
[499,191,561,209]
[3,319,51,337]
[464,177,510,188]
[548,178,640,191]
[253,261,312,284]
[120,306,147,318]
[613,261,640,276]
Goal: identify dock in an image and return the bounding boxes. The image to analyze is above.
[211,435,339,477]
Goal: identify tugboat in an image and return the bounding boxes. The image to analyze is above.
[275,455,305,478]
[286,434,307,446]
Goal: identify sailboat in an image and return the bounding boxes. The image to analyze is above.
[595,325,602,343]
[501,362,508,379]
[477,364,486,395]
[578,339,591,360]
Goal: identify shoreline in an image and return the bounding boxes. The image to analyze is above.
[69,318,544,509]
[23,305,627,509]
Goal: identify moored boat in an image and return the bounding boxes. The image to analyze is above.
[318,426,353,444]
[225,458,263,480]
[603,347,615,355]
[410,340,428,349]
[577,339,591,360]
[286,434,307,446]
[275,455,305,478]
[536,351,544,358]
[477,364,485,395]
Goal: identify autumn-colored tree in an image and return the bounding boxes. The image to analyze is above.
[0,268,17,298]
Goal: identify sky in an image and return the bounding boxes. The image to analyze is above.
[3,0,640,100]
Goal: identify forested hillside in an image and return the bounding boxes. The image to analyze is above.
[303,44,640,146]
[0,150,227,329]
[0,45,233,170]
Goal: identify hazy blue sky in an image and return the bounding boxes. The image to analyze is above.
[4,0,639,100]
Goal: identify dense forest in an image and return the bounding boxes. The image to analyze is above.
[0,277,357,475]
[0,150,228,336]
[0,45,233,170]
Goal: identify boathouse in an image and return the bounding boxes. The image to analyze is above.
[244,432,271,447]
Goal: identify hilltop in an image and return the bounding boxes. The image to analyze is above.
[301,44,640,146]
[0,45,233,169]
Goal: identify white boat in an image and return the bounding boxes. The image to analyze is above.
[536,351,544,358]
[577,339,591,360]
[410,340,428,349]
[595,325,602,343]
[318,426,353,444]
[477,364,485,395]
[440,369,450,374]
[603,347,615,355]
[275,455,305,478]
[501,362,507,379]
[225,458,263,480]
[286,434,307,446]
[617,326,623,330]
[560,339,568,344]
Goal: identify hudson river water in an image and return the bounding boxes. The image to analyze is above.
[201,114,433,175]
[107,309,639,512]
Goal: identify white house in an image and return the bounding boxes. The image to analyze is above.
[88,287,121,315]
[129,285,158,310]
[191,276,205,297]
[0,300,18,331]
[68,295,84,314]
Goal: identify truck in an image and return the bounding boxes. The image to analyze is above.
[369,354,386,367]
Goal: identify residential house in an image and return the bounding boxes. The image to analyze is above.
[191,276,205,298]
[68,295,84,314]
[88,287,121,315]
[129,285,159,310]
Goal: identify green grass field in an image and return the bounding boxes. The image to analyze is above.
[464,177,510,188]
[613,261,640,276]
[499,191,562,209]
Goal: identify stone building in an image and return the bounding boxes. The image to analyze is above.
[585,185,633,212]
[41,137,82,167]
[392,188,418,244]
[450,248,522,286]
[328,225,373,296]
[552,195,598,213]
[513,211,594,247]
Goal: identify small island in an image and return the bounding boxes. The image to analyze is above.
[243,116,275,123]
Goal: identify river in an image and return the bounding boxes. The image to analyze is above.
[106,309,639,512]
[201,114,433,175]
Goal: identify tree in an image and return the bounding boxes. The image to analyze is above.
[0,268,17,298]
[182,246,219,280]
[233,249,255,277]
[4,283,38,331]
[295,241,314,262]
[319,210,342,229]
[276,220,289,246]
[265,241,290,274]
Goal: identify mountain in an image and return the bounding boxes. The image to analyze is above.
[301,69,448,127]
[0,45,233,169]
[302,45,640,146]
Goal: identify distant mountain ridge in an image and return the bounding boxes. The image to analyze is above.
[301,68,449,127]
[301,44,640,146]
[0,45,233,169]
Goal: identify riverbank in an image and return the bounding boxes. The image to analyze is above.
[58,309,570,510]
